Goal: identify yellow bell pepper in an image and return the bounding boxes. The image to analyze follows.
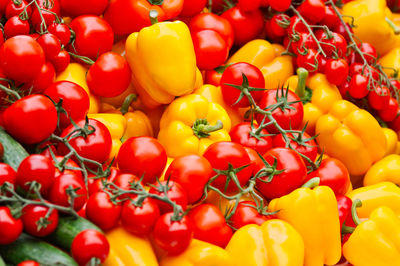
[125,20,196,105]
[193,84,243,127]
[379,47,400,77]
[342,0,400,56]
[227,40,293,90]
[364,154,400,186]
[268,186,341,266]
[160,239,233,266]
[316,100,387,176]
[343,206,400,266]
[347,181,400,218]
[122,110,154,139]
[56,63,100,114]
[225,220,304,266]
[158,94,231,158]
[383,128,398,156]
[104,227,158,266]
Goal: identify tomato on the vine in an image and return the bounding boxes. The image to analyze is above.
[368,86,390,110]
[0,206,23,245]
[229,122,273,155]
[112,173,140,199]
[0,163,16,194]
[30,0,61,32]
[325,58,349,86]
[71,229,109,265]
[349,74,369,99]
[86,191,121,231]
[36,33,61,61]
[50,50,70,73]
[296,48,321,72]
[180,0,207,17]
[269,0,291,12]
[3,16,30,38]
[355,43,377,64]
[48,23,71,46]
[21,203,59,237]
[230,201,269,229]
[60,0,109,17]
[32,62,56,94]
[5,0,31,19]
[378,97,399,122]
[16,261,40,266]
[298,0,326,24]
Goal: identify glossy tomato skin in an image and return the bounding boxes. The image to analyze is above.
[88,167,119,196]
[21,203,59,237]
[0,36,45,83]
[71,229,110,265]
[30,0,61,31]
[165,155,213,204]
[69,15,114,60]
[188,204,232,248]
[36,33,61,61]
[153,213,193,255]
[32,62,56,94]
[112,173,140,199]
[3,16,30,38]
[3,95,57,144]
[230,201,269,229]
[5,0,32,19]
[325,58,349,86]
[255,89,304,134]
[60,0,109,17]
[117,137,167,185]
[298,0,326,24]
[0,163,17,192]
[86,191,121,231]
[149,181,188,214]
[16,261,40,266]
[53,156,83,180]
[58,118,112,164]
[229,122,272,155]
[255,148,307,199]
[244,147,265,177]
[50,50,71,73]
[203,142,253,192]
[180,0,207,17]
[48,23,71,46]
[44,81,90,129]
[0,206,23,244]
[368,86,390,111]
[379,97,399,122]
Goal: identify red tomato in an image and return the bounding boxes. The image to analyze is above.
[4,16,30,38]
[44,81,90,128]
[290,33,317,56]
[255,148,307,199]
[298,0,326,24]
[71,229,109,265]
[87,52,131,97]
[30,0,61,32]
[389,108,400,132]
[188,204,232,248]
[307,158,351,195]
[21,203,59,237]
[149,181,188,214]
[269,0,291,12]
[69,15,114,60]
[229,122,272,154]
[88,167,119,196]
[36,33,61,61]
[117,137,167,184]
[16,261,40,266]
[244,147,265,177]
[58,118,112,164]
[230,201,269,229]
[180,0,207,17]
[333,22,353,43]
[355,43,377,64]
[53,156,83,180]
[255,89,304,134]
[50,50,71,73]
[153,213,193,255]
[48,172,87,211]
[3,95,57,144]
[368,86,390,110]
[269,14,290,37]
[238,0,261,12]
[121,197,160,236]
[48,23,71,46]
[296,48,321,72]
[321,5,340,29]
[203,142,253,192]
[165,155,213,204]
[349,74,369,99]
[0,206,23,244]
[378,97,399,122]
[315,30,347,58]
[0,36,45,83]
[5,0,31,19]
[60,0,109,17]
[0,163,16,192]
[112,173,140,199]
[204,68,222,86]
[287,16,308,35]
[86,191,121,231]
[325,58,349,86]
[220,62,265,108]
[32,62,56,93]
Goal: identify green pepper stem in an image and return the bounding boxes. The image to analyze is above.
[351,198,362,226]
[192,119,223,138]
[149,9,159,25]
[301,177,320,188]
[386,17,400,35]
[120,94,137,115]
[295,68,309,99]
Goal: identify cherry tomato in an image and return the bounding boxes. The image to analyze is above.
[355,43,377,64]
[50,50,71,73]
[368,86,390,110]
[48,23,71,46]
[121,197,160,236]
[204,68,222,86]
[3,94,57,144]
[255,89,304,134]
[88,167,119,196]
[220,62,265,108]
[53,156,83,180]
[48,172,87,211]
[333,22,353,43]
[378,97,399,122]
[229,122,273,155]
[112,173,140,199]
[21,203,59,237]
[287,16,308,35]
[325,58,349,86]
[349,63,379,81]
[255,148,307,199]
[86,191,121,231]
[60,0,109,17]
[30,0,61,32]
[0,36,45,83]
[315,30,347,58]
[230,201,269,229]
[149,181,188,214]
[188,204,232,248]
[307,158,351,195]
[69,15,114,60]
[4,16,30,38]
[238,0,261,12]
[244,147,265,177]
[180,0,207,17]
[269,14,290,37]
[165,155,213,204]
[269,0,291,12]
[87,52,131,97]
[36,33,61,61]
[203,142,253,192]
[31,62,56,94]
[153,213,193,255]
[16,261,40,266]
[0,163,17,193]
[5,0,31,19]
[71,229,109,265]
[321,5,340,29]
[389,108,400,132]
[298,0,326,24]
[0,206,23,245]
[296,48,321,72]
[58,118,112,164]
[290,33,317,56]
[117,137,167,184]
[349,74,369,99]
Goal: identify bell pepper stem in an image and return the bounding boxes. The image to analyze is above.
[342,225,355,234]
[386,17,400,35]
[192,119,223,138]
[301,177,320,188]
[120,93,137,115]
[351,198,362,226]
[149,9,159,25]
[295,67,308,99]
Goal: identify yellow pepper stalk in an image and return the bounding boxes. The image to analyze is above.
[158,94,231,158]
[226,40,293,90]
[160,239,234,266]
[225,220,304,266]
[268,185,341,266]
[316,100,387,176]
[125,19,197,105]
[343,206,400,266]
[347,182,400,218]
[104,227,158,266]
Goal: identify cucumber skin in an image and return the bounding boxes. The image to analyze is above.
[0,127,29,170]
[0,234,77,266]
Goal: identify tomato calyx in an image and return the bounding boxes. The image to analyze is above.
[223,73,265,106]
[192,118,223,139]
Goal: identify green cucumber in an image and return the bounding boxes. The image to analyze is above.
[46,215,102,251]
[0,233,77,266]
[0,127,29,170]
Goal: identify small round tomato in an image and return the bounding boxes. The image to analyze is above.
[255,148,307,199]
[244,147,265,177]
[112,173,140,199]
[149,181,188,214]
[50,50,71,73]
[378,97,399,122]
[4,16,30,38]
[230,201,269,229]
[117,137,167,184]
[153,213,193,255]
[60,0,109,17]
[36,33,61,61]
[287,16,308,35]
[238,0,261,12]
[86,191,121,231]
[0,163,17,192]
[229,122,273,155]
[220,62,265,108]
[180,0,207,17]
[203,142,253,192]
[355,43,377,64]
[48,23,71,46]
[290,33,317,55]
[368,86,390,110]
[30,0,61,32]
[0,206,23,245]
[32,62,56,93]
[3,94,57,144]
[16,261,40,266]
[333,22,353,42]
[269,0,291,12]
[269,14,290,37]
[325,58,349,86]
[349,74,369,99]
[21,203,59,237]
[321,5,340,29]
[53,156,83,180]
[71,229,109,265]
[121,197,160,236]
[315,30,347,58]
[296,48,321,72]
[5,0,31,19]
[165,155,213,204]
[298,0,326,24]
[188,204,232,248]
[87,52,131,97]
[88,167,119,195]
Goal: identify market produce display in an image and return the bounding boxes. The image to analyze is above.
[2,0,400,265]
